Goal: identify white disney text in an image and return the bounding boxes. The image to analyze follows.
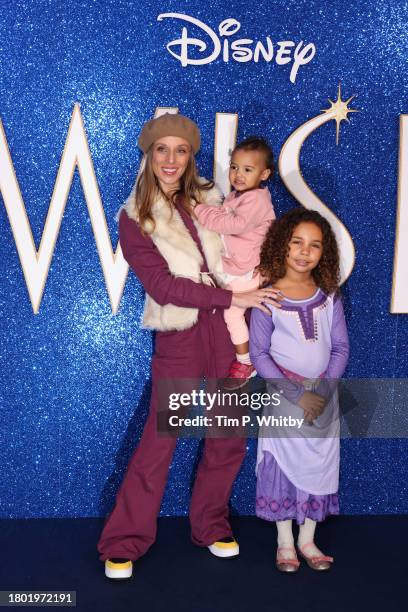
[157,13,316,83]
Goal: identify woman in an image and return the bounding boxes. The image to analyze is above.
[97,113,280,579]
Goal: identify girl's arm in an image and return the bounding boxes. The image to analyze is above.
[326,295,350,377]
[195,191,274,235]
[119,209,232,310]
[249,307,304,404]
[316,295,350,399]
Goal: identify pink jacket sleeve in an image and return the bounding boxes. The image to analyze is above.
[195,191,274,235]
[118,209,232,310]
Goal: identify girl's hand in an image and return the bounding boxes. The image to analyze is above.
[231,287,283,314]
[298,391,326,423]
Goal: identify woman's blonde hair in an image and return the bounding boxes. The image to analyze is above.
[134,145,214,232]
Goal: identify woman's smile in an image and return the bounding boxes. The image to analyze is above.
[161,167,179,175]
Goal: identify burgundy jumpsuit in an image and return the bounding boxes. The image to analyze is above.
[97,204,247,561]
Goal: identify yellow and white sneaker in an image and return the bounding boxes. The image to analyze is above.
[208,537,239,558]
[105,558,133,579]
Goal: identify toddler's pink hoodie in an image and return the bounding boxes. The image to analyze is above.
[195,187,275,276]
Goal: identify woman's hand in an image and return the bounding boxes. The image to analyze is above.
[231,287,283,314]
[298,391,326,423]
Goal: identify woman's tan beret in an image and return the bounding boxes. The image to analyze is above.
[138,113,201,154]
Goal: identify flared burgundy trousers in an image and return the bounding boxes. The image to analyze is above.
[97,309,247,561]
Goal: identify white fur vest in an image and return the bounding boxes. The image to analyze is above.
[118,179,225,331]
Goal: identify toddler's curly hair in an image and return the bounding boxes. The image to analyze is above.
[259,208,340,294]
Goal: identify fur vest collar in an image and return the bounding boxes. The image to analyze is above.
[120,179,225,331]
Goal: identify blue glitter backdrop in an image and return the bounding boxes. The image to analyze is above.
[0,0,407,518]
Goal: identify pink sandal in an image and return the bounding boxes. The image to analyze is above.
[298,542,334,571]
[276,547,300,573]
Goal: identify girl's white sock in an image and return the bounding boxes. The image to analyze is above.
[237,352,251,365]
[276,520,296,559]
[298,517,316,546]
[298,518,325,557]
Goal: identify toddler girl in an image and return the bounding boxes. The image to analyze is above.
[195,136,275,389]
[249,208,349,572]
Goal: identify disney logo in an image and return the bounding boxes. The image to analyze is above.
[157,13,316,83]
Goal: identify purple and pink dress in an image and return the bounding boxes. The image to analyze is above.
[249,289,349,524]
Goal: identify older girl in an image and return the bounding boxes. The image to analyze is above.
[250,208,349,573]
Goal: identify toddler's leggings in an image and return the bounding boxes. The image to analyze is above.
[224,273,261,345]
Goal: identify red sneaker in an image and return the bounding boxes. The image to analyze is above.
[223,361,256,390]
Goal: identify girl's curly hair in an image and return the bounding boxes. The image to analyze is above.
[259,208,340,295]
